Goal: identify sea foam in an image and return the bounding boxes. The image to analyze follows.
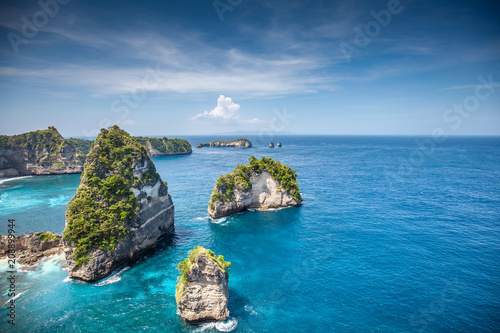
[215,317,238,332]
[95,267,130,286]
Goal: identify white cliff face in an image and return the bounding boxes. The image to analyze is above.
[208,170,300,219]
[177,253,230,323]
[248,170,298,209]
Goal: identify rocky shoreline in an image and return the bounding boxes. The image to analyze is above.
[0,232,64,265]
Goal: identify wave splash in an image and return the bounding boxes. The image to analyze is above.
[209,217,227,224]
[95,267,130,286]
[215,317,238,332]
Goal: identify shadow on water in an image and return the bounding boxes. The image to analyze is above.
[129,225,195,266]
[208,206,302,233]
[228,289,268,330]
[156,225,193,250]
[228,289,253,318]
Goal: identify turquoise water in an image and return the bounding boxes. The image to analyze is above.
[1,136,499,332]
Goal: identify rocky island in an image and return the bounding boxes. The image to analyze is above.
[0,127,89,178]
[176,246,230,323]
[195,139,252,148]
[134,137,192,156]
[208,156,302,218]
[0,232,63,265]
[63,125,174,282]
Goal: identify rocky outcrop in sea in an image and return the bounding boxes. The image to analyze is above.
[0,232,63,265]
[195,139,252,148]
[176,246,230,323]
[208,156,302,218]
[63,126,174,282]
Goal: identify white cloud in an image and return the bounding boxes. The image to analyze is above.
[189,95,264,125]
[0,27,340,98]
[190,95,241,121]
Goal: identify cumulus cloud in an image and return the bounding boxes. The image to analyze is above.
[189,95,265,125]
[190,95,241,121]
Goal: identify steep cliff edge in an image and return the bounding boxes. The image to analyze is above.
[195,139,252,148]
[134,137,192,156]
[176,246,231,323]
[208,156,302,218]
[63,125,174,282]
[0,128,89,178]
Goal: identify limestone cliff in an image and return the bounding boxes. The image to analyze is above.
[134,137,192,156]
[208,156,302,218]
[63,125,174,282]
[0,232,63,265]
[176,246,230,323]
[0,127,89,178]
[195,139,252,148]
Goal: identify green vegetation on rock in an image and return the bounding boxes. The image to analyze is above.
[37,232,57,241]
[63,125,161,266]
[64,138,93,155]
[0,128,92,168]
[213,138,250,144]
[175,246,231,303]
[134,137,192,155]
[209,156,301,208]
[0,128,62,149]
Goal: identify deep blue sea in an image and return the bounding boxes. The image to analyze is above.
[1,135,499,332]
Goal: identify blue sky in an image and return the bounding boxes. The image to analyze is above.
[0,0,499,137]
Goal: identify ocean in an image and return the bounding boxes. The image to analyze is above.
[1,135,499,332]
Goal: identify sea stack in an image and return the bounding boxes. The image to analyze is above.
[269,142,274,148]
[277,142,282,147]
[63,125,174,282]
[208,156,302,218]
[176,246,230,323]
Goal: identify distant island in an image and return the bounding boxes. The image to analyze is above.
[0,127,192,178]
[195,138,252,148]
